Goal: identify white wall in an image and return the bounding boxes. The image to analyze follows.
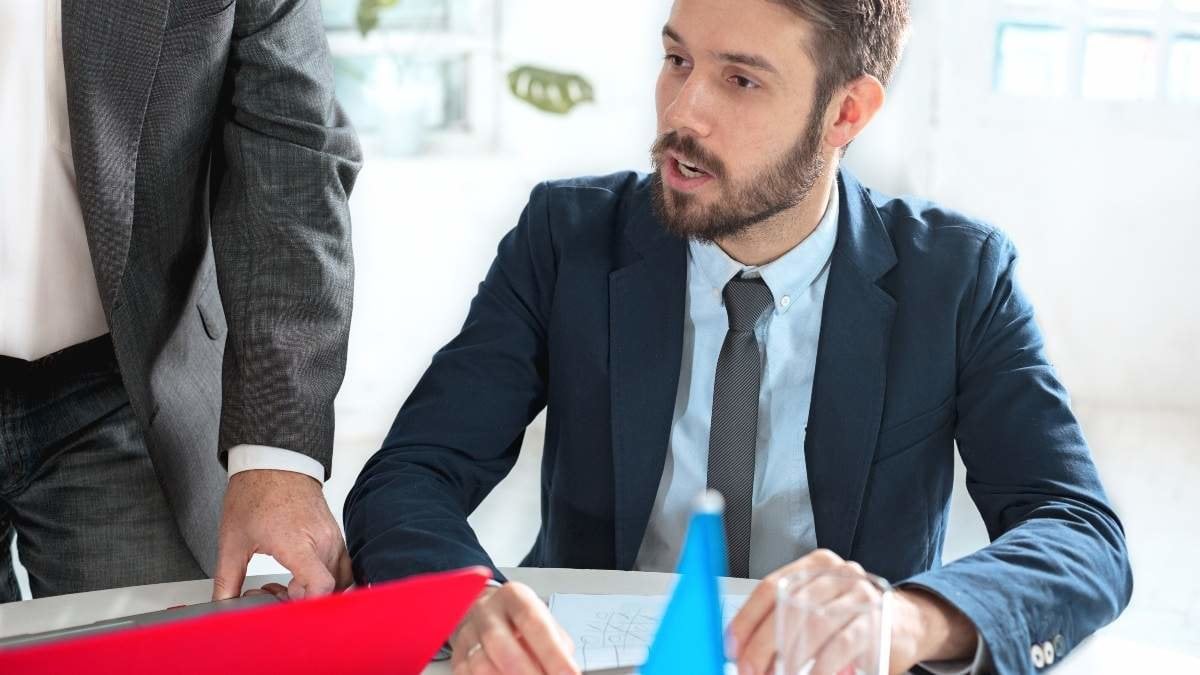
[496,0,666,173]
[848,0,1200,411]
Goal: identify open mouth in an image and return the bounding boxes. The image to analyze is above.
[663,152,716,193]
[677,158,708,179]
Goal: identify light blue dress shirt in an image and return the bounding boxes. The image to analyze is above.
[635,183,839,579]
[630,182,985,674]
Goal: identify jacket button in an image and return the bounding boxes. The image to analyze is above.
[1053,634,1067,656]
[1043,640,1056,665]
[1031,643,1045,668]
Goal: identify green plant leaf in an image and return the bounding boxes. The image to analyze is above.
[357,0,401,36]
[507,65,595,115]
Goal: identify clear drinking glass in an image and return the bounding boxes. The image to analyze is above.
[775,570,891,675]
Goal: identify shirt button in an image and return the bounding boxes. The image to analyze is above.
[1031,644,1045,668]
[780,295,792,308]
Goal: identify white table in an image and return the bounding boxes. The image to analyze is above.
[1,569,1194,674]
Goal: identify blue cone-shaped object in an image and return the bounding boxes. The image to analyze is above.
[640,491,728,675]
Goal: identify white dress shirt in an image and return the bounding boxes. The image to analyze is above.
[0,0,321,483]
[0,0,107,360]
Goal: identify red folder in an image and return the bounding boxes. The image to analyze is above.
[0,566,491,674]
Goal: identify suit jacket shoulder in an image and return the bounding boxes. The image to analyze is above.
[869,186,1009,276]
[533,171,651,244]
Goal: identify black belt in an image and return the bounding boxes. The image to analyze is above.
[0,334,116,385]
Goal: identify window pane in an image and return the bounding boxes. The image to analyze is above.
[1173,0,1200,13]
[1082,31,1157,100]
[1087,0,1162,10]
[994,24,1071,97]
[1168,36,1200,101]
[332,53,468,153]
[322,0,451,31]
[1003,0,1069,5]
[321,0,354,28]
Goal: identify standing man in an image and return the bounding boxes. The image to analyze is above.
[0,0,359,602]
[344,0,1131,673]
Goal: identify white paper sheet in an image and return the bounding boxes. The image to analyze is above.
[548,593,748,671]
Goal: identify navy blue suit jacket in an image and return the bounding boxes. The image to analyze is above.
[345,170,1131,674]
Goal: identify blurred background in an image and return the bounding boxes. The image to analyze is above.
[23,0,1200,660]
[306,0,1200,658]
[317,0,1200,657]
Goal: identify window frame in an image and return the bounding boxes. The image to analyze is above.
[322,0,502,155]
[939,0,1200,131]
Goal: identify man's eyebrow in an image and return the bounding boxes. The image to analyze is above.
[661,24,781,77]
[715,51,780,76]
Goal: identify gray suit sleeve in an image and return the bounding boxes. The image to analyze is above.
[209,0,362,476]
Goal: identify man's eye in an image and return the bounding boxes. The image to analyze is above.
[664,55,689,68]
[731,75,759,89]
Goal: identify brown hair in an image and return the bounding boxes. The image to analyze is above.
[772,1,911,110]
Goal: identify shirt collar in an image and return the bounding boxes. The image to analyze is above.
[688,180,840,315]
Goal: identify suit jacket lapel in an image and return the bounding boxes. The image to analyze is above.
[61,0,168,308]
[806,171,898,558]
[610,183,687,570]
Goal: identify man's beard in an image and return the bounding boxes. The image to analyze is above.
[650,111,828,243]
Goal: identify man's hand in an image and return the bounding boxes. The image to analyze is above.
[212,469,352,601]
[725,549,977,675]
[450,582,579,675]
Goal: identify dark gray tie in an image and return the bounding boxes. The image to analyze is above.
[707,275,774,579]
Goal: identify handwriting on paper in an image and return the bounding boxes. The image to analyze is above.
[548,594,747,671]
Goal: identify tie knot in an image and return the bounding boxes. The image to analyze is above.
[722,276,774,332]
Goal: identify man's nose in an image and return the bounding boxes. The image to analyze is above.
[663,76,713,138]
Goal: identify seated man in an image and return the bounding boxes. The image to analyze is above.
[344,1,1132,673]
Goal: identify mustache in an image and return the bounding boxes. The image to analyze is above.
[650,131,726,179]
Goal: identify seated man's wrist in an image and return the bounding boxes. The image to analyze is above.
[894,588,979,664]
[450,581,504,644]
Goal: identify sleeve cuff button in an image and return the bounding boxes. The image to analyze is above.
[1043,640,1056,665]
[1031,643,1046,668]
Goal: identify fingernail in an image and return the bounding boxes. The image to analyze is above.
[726,634,738,658]
[738,662,753,675]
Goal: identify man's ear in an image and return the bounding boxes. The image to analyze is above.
[824,74,886,150]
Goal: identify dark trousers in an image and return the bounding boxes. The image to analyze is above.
[0,336,204,601]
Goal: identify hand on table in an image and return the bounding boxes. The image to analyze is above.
[450,582,580,675]
[725,549,977,675]
[211,469,352,601]
[240,582,290,600]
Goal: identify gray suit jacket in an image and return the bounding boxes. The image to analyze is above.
[62,0,361,573]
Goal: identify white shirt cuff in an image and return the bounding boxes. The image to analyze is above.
[226,444,325,482]
[919,633,990,674]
